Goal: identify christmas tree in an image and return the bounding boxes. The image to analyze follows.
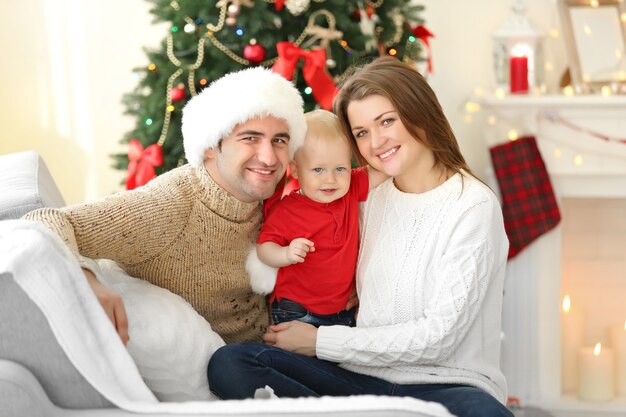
[116,0,427,189]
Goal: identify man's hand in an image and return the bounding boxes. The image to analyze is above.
[82,268,129,346]
[263,321,317,356]
[286,238,315,264]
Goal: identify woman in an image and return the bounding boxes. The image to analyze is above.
[208,57,512,417]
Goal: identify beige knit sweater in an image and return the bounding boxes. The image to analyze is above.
[24,164,268,344]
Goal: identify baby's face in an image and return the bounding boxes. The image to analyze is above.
[293,137,352,204]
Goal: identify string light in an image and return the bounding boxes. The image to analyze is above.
[199,78,208,86]
[554,148,562,158]
[601,85,612,97]
[304,87,313,95]
[508,129,519,141]
[145,118,153,125]
[388,48,398,56]
[495,88,506,99]
[171,26,179,33]
[488,115,497,125]
[235,27,244,36]
[465,101,481,113]
[148,63,157,71]
[574,154,584,166]
[167,105,175,112]
[408,36,416,42]
[563,86,575,96]
[464,114,473,124]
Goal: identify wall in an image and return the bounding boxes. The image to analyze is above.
[0,0,165,204]
[421,0,568,177]
[0,0,567,204]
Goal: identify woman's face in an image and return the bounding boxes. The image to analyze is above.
[346,95,430,181]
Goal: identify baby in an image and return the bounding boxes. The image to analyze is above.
[257,109,386,327]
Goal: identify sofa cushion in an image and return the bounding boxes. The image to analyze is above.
[0,151,66,220]
[86,258,225,402]
[0,271,113,409]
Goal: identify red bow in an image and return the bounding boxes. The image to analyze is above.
[126,139,163,190]
[274,0,284,11]
[272,42,338,110]
[412,25,435,73]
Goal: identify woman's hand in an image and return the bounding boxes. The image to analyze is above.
[263,321,318,356]
[345,286,359,311]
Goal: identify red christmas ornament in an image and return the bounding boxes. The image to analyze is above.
[170,84,186,102]
[244,41,266,64]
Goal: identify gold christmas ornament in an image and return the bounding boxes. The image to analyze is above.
[302,9,343,50]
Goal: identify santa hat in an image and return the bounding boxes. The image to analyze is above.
[182,67,307,167]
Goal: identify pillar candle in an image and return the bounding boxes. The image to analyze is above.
[509,55,529,94]
[561,295,584,393]
[609,321,626,395]
[578,343,615,402]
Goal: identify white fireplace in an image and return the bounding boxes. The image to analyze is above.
[478,95,626,417]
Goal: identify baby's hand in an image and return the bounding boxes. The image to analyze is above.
[286,238,315,264]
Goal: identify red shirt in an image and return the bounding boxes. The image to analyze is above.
[258,168,369,314]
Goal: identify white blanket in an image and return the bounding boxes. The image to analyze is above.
[0,220,454,416]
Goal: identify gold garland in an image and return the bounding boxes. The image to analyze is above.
[158,34,206,146]
[366,0,384,7]
[168,0,392,68]
[206,3,227,33]
[167,1,385,84]
[198,1,344,67]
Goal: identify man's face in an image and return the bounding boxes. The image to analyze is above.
[204,116,290,203]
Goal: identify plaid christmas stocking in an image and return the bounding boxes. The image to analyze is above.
[489,136,561,259]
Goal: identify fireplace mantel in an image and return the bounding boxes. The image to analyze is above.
[477,95,626,417]
[479,94,626,199]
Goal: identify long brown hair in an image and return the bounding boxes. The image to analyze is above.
[333,57,476,180]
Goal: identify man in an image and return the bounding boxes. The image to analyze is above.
[24,67,307,345]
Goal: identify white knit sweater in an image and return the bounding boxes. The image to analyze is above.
[316,173,509,403]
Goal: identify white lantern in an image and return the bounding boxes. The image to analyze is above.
[493,0,544,93]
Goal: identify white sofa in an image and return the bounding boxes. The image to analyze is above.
[0,151,454,417]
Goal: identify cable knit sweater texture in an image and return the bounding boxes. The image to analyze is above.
[316,173,509,403]
[24,164,268,344]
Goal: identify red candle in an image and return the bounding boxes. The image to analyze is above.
[510,55,529,94]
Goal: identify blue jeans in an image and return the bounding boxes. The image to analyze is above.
[208,343,513,417]
[271,298,356,327]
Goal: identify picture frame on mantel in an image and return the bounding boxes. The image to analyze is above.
[558,0,626,93]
